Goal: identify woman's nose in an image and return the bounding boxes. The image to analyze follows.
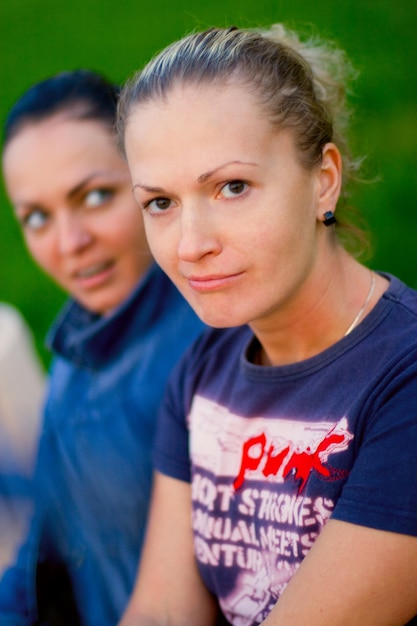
[177,204,221,262]
[56,213,92,255]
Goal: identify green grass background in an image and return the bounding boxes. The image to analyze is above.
[1,0,416,366]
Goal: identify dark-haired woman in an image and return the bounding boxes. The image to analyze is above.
[0,70,204,625]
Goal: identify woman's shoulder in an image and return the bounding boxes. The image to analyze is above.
[382,273,417,316]
[190,325,253,360]
[167,325,253,392]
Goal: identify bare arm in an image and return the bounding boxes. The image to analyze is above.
[263,518,417,625]
[120,477,417,626]
[119,471,218,626]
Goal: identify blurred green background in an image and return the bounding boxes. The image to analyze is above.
[1,0,416,366]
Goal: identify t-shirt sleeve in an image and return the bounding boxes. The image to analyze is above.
[332,358,417,536]
[152,326,248,484]
[153,348,194,483]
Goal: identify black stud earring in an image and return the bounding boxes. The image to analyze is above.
[323,211,336,226]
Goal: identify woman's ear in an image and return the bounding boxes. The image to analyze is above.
[316,143,342,221]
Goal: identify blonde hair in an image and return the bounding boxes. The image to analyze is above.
[118,24,368,254]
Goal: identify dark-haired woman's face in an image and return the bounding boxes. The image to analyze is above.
[3,115,151,315]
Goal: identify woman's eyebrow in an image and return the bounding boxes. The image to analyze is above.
[133,161,259,193]
[13,200,43,213]
[67,170,117,200]
[197,160,258,184]
[132,183,166,193]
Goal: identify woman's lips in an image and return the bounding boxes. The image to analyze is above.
[186,272,244,293]
[73,260,115,289]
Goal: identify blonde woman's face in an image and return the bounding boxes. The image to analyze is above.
[125,82,338,330]
[3,115,152,315]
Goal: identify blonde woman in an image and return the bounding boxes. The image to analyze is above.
[119,25,417,626]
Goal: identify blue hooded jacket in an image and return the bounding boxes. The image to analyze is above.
[0,263,205,625]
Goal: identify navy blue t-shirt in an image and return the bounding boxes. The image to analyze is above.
[155,274,417,625]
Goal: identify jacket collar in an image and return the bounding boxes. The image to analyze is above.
[46,263,166,369]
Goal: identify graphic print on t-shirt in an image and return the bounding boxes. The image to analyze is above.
[189,395,354,625]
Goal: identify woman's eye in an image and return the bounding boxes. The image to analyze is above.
[85,189,112,208]
[145,197,173,213]
[22,210,49,231]
[219,180,248,199]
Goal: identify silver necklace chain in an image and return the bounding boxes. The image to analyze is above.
[344,271,376,336]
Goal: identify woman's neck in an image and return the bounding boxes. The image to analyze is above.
[249,253,388,367]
